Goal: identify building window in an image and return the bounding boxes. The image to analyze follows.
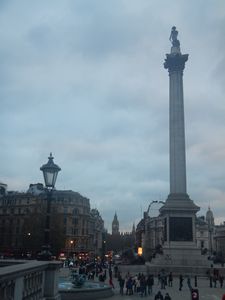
[72,218,78,225]
[73,208,79,215]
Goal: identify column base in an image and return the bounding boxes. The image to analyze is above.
[160,193,200,213]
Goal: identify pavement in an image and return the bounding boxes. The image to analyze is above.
[59,265,225,300]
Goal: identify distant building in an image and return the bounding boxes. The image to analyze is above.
[0,183,7,197]
[27,183,45,196]
[112,212,119,235]
[0,184,104,258]
[195,207,215,254]
[215,222,225,259]
[196,216,211,252]
[89,208,105,256]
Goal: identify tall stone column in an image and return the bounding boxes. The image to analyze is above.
[160,27,199,247]
[146,28,210,273]
[165,52,188,195]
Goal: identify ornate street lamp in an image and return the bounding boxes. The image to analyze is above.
[40,152,61,189]
[38,153,61,260]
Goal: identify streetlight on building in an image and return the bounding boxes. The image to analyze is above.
[70,240,74,257]
[38,153,61,260]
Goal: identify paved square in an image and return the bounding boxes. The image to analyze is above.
[101,266,225,300]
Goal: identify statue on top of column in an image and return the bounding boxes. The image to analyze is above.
[169,26,180,48]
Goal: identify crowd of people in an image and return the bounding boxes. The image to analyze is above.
[208,268,224,288]
[64,259,225,299]
[116,269,172,299]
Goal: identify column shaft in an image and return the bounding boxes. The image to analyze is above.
[169,70,186,194]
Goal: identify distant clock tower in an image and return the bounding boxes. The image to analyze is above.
[112,212,119,235]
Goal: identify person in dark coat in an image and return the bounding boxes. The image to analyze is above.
[168,272,173,287]
[179,274,184,291]
[147,274,154,295]
[164,292,172,300]
[154,291,163,300]
[118,276,125,295]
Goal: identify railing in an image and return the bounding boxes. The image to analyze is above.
[0,260,61,300]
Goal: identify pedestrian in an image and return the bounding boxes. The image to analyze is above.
[126,276,133,295]
[187,275,192,290]
[154,290,163,300]
[157,273,161,285]
[118,276,125,295]
[140,275,147,297]
[136,277,140,294]
[219,274,224,288]
[160,269,166,289]
[179,274,183,291]
[164,292,172,300]
[109,276,115,289]
[147,274,154,295]
[213,274,217,288]
[168,272,173,287]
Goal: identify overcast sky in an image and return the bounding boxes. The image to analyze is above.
[1,0,225,232]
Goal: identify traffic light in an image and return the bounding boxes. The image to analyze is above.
[191,288,199,300]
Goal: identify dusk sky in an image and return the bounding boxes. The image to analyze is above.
[1,1,225,232]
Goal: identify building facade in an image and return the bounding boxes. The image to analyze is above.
[0,184,104,259]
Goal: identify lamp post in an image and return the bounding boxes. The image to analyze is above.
[38,153,61,260]
[101,230,107,264]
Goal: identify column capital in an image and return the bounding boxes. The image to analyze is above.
[164,53,188,73]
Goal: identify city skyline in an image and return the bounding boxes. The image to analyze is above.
[1,1,225,231]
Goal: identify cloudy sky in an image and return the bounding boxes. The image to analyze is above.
[1,0,225,232]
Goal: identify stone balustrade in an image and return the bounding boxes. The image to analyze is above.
[0,259,62,300]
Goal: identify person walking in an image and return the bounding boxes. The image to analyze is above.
[154,290,163,300]
[179,274,184,291]
[209,274,213,288]
[109,276,114,289]
[147,274,154,295]
[219,274,224,288]
[168,272,173,287]
[164,292,172,300]
[213,274,217,288]
[118,276,125,295]
[187,275,192,290]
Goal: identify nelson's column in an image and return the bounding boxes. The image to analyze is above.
[149,27,209,273]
